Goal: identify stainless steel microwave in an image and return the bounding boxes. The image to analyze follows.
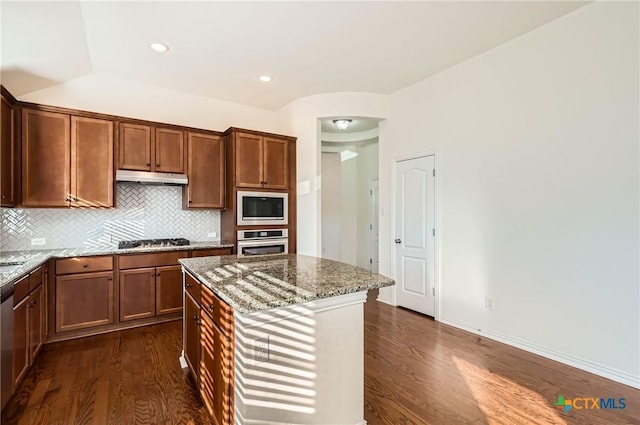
[237,191,288,226]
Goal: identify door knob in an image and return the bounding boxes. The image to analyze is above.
[395,238,402,244]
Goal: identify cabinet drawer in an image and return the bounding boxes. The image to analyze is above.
[118,252,188,270]
[13,275,30,305]
[29,266,44,292]
[201,284,233,336]
[184,272,201,304]
[56,256,113,275]
[191,248,232,257]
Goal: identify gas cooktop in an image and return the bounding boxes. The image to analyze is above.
[117,238,190,249]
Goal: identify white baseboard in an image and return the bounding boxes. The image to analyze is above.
[440,315,640,390]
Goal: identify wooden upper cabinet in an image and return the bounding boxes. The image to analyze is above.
[1,95,16,206]
[235,132,263,188]
[185,132,224,209]
[155,128,184,173]
[119,123,185,173]
[21,109,70,207]
[119,123,152,171]
[71,116,114,207]
[263,137,288,190]
[234,132,288,190]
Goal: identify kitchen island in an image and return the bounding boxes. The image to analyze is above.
[179,254,395,425]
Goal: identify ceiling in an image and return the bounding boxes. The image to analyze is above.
[1,1,587,111]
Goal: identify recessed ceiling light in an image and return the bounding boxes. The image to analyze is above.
[150,42,169,53]
[259,75,272,82]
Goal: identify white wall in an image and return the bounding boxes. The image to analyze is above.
[320,153,341,261]
[17,73,279,132]
[276,92,388,257]
[379,2,639,387]
[339,155,358,266]
[356,142,379,269]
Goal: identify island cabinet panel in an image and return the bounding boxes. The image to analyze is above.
[155,265,183,315]
[201,312,233,425]
[21,109,70,207]
[71,116,114,208]
[1,94,16,207]
[119,268,156,321]
[119,123,152,171]
[55,271,114,332]
[183,271,234,425]
[185,132,224,209]
[155,128,184,173]
[184,292,201,380]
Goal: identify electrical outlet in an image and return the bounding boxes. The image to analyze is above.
[485,296,495,311]
[254,336,269,363]
[31,238,46,246]
[207,231,217,238]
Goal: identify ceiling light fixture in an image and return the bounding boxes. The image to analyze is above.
[150,42,169,53]
[333,119,352,130]
[259,75,272,82]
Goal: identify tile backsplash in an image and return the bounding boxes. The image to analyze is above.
[0,184,220,252]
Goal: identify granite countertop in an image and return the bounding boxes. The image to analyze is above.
[179,254,395,314]
[0,242,234,296]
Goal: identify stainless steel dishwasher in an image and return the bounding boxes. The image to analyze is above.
[0,291,14,410]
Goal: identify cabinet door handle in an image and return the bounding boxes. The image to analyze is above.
[146,162,151,166]
[107,276,113,281]
[185,283,191,288]
[83,264,88,268]
[156,163,160,167]
[32,300,38,306]
[1,195,5,199]
[207,304,214,312]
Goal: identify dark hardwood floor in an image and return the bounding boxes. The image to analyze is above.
[3,294,639,424]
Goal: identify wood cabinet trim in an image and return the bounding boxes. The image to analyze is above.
[55,256,114,275]
[118,252,187,270]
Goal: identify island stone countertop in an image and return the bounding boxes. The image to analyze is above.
[179,254,395,313]
[0,242,234,298]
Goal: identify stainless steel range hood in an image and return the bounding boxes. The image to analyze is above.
[116,170,188,185]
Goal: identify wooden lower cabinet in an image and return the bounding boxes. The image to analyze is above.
[201,312,233,425]
[55,271,114,332]
[184,273,234,425]
[184,292,201,378]
[12,295,29,388]
[12,277,45,391]
[156,265,183,315]
[119,268,156,321]
[28,285,44,360]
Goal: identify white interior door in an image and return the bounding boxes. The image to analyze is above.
[395,155,436,316]
[369,178,379,273]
